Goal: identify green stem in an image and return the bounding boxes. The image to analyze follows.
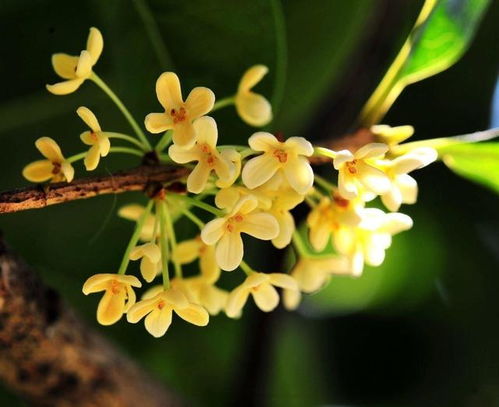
[118,200,154,274]
[218,145,248,151]
[180,207,205,229]
[292,231,308,257]
[66,152,87,164]
[164,200,182,278]
[314,174,337,192]
[173,194,225,217]
[106,132,148,150]
[157,200,170,289]
[155,130,173,152]
[212,96,235,112]
[109,146,144,157]
[304,196,317,208]
[269,0,287,117]
[313,146,337,160]
[239,260,254,276]
[240,148,257,160]
[90,73,152,150]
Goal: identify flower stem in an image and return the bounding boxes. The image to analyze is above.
[179,206,205,229]
[240,148,257,160]
[292,231,308,257]
[212,96,235,112]
[66,152,87,164]
[90,73,152,150]
[314,174,337,192]
[173,194,224,217]
[164,200,182,279]
[106,132,148,150]
[313,146,337,160]
[109,146,144,157]
[157,200,170,289]
[239,260,254,276]
[118,199,154,275]
[155,130,173,153]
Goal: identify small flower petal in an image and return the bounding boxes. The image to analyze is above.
[144,112,173,134]
[46,78,84,95]
[51,53,78,79]
[174,303,209,326]
[77,106,101,132]
[185,87,215,119]
[86,27,103,65]
[242,154,280,189]
[216,232,244,271]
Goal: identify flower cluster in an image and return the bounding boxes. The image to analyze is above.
[23,27,438,337]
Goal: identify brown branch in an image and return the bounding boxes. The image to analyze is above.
[0,237,183,407]
[0,164,189,214]
[0,129,373,215]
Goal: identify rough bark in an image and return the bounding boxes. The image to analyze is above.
[0,238,183,407]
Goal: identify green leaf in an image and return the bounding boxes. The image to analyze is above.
[441,142,499,193]
[361,0,491,126]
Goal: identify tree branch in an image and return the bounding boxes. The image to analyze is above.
[0,237,183,407]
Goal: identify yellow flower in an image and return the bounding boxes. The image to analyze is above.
[215,185,273,211]
[118,204,157,241]
[168,116,236,193]
[283,256,351,310]
[129,243,161,282]
[234,65,272,127]
[77,106,111,171]
[127,286,209,337]
[226,272,297,318]
[371,124,414,147]
[172,236,220,283]
[307,195,363,252]
[242,132,314,194]
[145,72,215,148]
[333,143,391,200]
[201,196,279,271]
[23,137,74,183]
[215,148,242,189]
[172,277,228,316]
[82,273,141,326]
[334,208,413,276]
[46,27,103,95]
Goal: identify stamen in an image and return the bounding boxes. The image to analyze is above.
[273,149,288,163]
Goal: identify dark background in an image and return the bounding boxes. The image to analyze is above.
[0,0,498,406]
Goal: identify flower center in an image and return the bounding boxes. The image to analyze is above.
[109,280,122,295]
[90,131,98,142]
[51,162,61,175]
[170,107,187,124]
[226,213,244,232]
[157,300,165,310]
[273,149,288,163]
[333,194,350,208]
[346,160,357,174]
[200,144,217,167]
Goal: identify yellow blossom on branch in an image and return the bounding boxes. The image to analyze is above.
[118,204,157,241]
[82,273,141,326]
[77,106,111,171]
[242,132,314,194]
[129,242,161,283]
[235,65,272,127]
[145,72,215,148]
[172,236,220,283]
[371,124,415,147]
[46,27,103,95]
[127,286,209,338]
[168,116,237,193]
[172,278,228,316]
[226,272,298,318]
[23,137,74,183]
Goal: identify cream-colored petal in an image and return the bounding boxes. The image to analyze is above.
[84,144,101,171]
[82,273,113,294]
[61,161,74,182]
[364,242,386,267]
[333,150,354,169]
[22,160,54,183]
[381,188,402,212]
[198,285,227,315]
[251,283,279,312]
[174,303,209,326]
[186,87,215,118]
[80,131,95,146]
[172,121,196,148]
[98,134,111,156]
[213,154,232,183]
[284,137,314,156]
[235,92,272,127]
[141,242,161,262]
[97,289,126,325]
[199,246,220,283]
[145,112,173,134]
[51,53,78,79]
[193,116,218,146]
[247,132,278,152]
[238,65,269,92]
[371,124,414,145]
[392,147,437,174]
[201,218,226,245]
[75,50,93,78]
[35,137,63,162]
[172,239,202,264]
[46,78,84,95]
[272,210,294,249]
[357,161,391,194]
[145,307,173,337]
[240,213,279,240]
[283,156,314,194]
[232,195,258,215]
[216,150,241,189]
[333,227,356,255]
[167,144,198,164]
[86,27,103,65]
[216,232,243,271]
[163,288,190,309]
[350,250,365,277]
[226,286,250,318]
[338,170,358,200]
[380,213,413,235]
[77,106,101,132]
[126,297,156,323]
[283,288,301,311]
[187,161,211,194]
[118,204,144,221]
[244,272,270,288]
[396,174,418,204]
[268,273,298,290]
[141,286,164,300]
[242,154,280,189]
[309,222,331,252]
[354,143,388,159]
[156,72,183,109]
[215,187,241,210]
[116,274,142,287]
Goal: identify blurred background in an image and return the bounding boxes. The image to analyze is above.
[0,0,498,406]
